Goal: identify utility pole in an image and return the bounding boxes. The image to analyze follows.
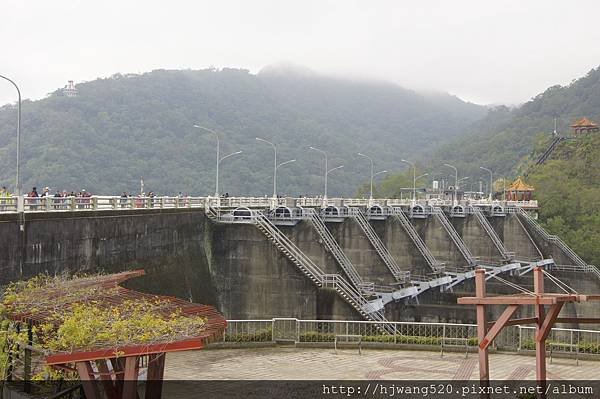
[480,166,493,202]
[444,164,458,206]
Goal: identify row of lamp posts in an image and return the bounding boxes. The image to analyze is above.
[193,125,498,205]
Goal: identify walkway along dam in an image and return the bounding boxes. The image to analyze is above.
[1,196,599,327]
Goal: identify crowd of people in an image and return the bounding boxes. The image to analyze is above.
[23,187,93,209]
[0,186,280,212]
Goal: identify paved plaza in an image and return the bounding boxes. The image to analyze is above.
[164,347,596,380]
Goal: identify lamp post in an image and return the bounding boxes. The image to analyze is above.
[480,166,493,202]
[194,125,241,196]
[309,146,331,201]
[414,172,429,202]
[325,165,344,201]
[372,170,388,199]
[357,153,375,200]
[194,125,219,196]
[444,163,458,206]
[217,150,243,196]
[256,137,276,198]
[274,159,296,198]
[256,137,296,199]
[0,75,21,199]
[402,159,427,203]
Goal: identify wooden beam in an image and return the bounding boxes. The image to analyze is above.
[96,359,119,398]
[46,338,205,365]
[110,357,125,398]
[480,305,520,350]
[536,303,564,343]
[488,317,537,327]
[122,356,140,399]
[76,361,101,399]
[458,296,558,305]
[533,267,546,388]
[474,269,489,384]
[145,353,166,399]
[555,317,600,324]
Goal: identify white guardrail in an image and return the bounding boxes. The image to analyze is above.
[0,195,538,214]
[221,318,600,357]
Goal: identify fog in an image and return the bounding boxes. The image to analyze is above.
[2,0,600,105]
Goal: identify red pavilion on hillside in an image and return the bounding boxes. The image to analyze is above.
[571,117,599,136]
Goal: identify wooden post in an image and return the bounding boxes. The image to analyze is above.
[23,322,33,393]
[110,357,125,397]
[96,359,119,398]
[122,355,140,399]
[474,269,489,384]
[533,267,546,397]
[145,353,166,399]
[76,361,101,399]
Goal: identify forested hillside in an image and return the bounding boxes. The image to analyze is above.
[0,67,484,196]
[527,134,600,266]
[429,67,600,183]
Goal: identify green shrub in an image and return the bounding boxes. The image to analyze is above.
[225,328,272,342]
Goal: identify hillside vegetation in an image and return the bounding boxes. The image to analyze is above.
[0,67,484,196]
[429,67,600,183]
[527,134,600,266]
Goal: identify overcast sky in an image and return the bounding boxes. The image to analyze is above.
[2,0,600,106]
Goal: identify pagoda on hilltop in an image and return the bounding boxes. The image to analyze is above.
[571,117,599,136]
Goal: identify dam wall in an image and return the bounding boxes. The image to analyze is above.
[0,209,598,324]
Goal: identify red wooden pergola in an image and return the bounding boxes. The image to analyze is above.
[4,270,227,399]
[458,267,600,388]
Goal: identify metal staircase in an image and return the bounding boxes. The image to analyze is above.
[472,207,514,262]
[432,207,477,266]
[305,209,366,289]
[391,207,444,273]
[517,208,590,270]
[536,137,568,165]
[252,212,391,326]
[349,208,408,281]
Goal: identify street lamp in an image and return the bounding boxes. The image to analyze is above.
[0,75,21,198]
[275,159,296,197]
[444,163,458,206]
[480,166,493,202]
[373,170,387,198]
[414,172,429,201]
[217,150,243,196]
[325,165,344,200]
[194,125,241,196]
[309,146,329,200]
[357,153,375,200]
[402,159,427,203]
[256,137,295,198]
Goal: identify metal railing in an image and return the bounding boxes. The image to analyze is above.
[472,207,514,261]
[433,207,477,266]
[536,137,569,165]
[248,211,391,325]
[220,318,600,357]
[518,325,600,356]
[349,208,408,282]
[390,207,444,273]
[517,208,591,271]
[0,195,539,214]
[305,209,366,289]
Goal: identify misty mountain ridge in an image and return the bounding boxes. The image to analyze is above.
[0,67,486,196]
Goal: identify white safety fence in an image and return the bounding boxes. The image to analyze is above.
[221,318,600,357]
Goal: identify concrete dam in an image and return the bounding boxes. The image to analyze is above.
[1,196,599,326]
